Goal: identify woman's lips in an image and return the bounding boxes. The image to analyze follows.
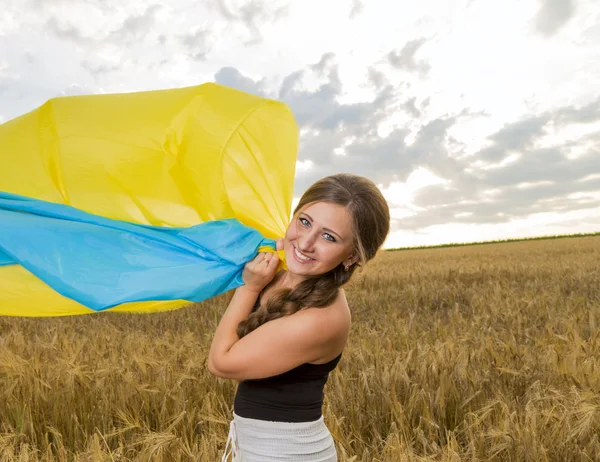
[292,245,314,264]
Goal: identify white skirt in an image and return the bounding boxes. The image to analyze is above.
[221,412,338,461]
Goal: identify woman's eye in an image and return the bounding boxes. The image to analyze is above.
[324,233,336,242]
[299,217,310,227]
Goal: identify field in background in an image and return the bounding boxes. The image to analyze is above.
[0,236,599,461]
[388,231,600,251]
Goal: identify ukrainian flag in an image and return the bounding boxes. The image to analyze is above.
[0,83,297,316]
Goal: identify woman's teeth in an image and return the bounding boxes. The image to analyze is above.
[294,246,313,261]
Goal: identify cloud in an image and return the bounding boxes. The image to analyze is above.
[288,112,475,204]
[59,83,96,96]
[216,60,600,233]
[108,4,162,42]
[283,74,389,132]
[213,0,288,44]
[555,97,600,124]
[46,4,163,46]
[287,89,460,193]
[46,16,94,44]
[476,96,600,165]
[214,66,270,97]
[255,53,384,132]
[310,52,336,76]
[30,0,122,10]
[387,38,430,76]
[349,0,364,19]
[407,176,600,230]
[477,115,550,162]
[81,61,120,79]
[401,99,600,230]
[401,97,421,118]
[534,0,576,37]
[41,0,289,53]
[481,146,598,190]
[178,27,212,61]
[367,67,387,90]
[278,70,304,99]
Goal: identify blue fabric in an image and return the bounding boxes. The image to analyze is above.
[0,191,275,312]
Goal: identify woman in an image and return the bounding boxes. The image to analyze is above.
[208,173,390,461]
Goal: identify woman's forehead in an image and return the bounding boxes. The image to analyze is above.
[300,202,352,229]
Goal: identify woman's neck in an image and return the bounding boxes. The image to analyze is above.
[279,270,310,290]
[260,270,305,298]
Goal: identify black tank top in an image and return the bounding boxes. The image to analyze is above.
[233,297,343,422]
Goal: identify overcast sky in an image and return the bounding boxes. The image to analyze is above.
[1,0,599,247]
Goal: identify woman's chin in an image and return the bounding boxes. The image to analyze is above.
[288,261,314,273]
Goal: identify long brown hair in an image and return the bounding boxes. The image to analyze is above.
[236,173,390,338]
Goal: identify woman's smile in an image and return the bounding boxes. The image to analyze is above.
[293,246,315,263]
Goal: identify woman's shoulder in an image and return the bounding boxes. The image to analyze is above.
[300,289,351,364]
[301,287,351,319]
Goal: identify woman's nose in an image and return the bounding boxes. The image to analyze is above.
[298,229,317,252]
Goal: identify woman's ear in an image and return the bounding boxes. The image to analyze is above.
[343,254,359,268]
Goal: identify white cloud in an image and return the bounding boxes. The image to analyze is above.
[533,0,576,37]
[578,173,600,183]
[386,207,600,249]
[296,160,314,172]
[515,180,554,189]
[380,167,448,208]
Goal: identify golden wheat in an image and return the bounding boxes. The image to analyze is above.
[0,236,598,461]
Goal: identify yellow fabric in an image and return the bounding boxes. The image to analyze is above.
[0,83,297,316]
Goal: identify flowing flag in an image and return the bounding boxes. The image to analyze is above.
[0,83,297,316]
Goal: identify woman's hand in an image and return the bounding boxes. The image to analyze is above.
[242,239,284,293]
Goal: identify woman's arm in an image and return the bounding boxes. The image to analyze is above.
[207,285,260,373]
[206,300,347,381]
[208,245,281,375]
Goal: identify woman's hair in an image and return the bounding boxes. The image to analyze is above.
[236,173,390,338]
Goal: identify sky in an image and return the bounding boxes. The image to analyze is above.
[1,0,599,248]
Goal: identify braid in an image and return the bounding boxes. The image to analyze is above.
[236,264,356,338]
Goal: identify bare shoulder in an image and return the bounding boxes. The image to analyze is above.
[300,288,351,324]
[209,288,351,380]
[299,288,351,364]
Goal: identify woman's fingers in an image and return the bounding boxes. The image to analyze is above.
[267,252,279,269]
[253,253,266,265]
[243,252,279,292]
[250,251,278,271]
[276,238,284,251]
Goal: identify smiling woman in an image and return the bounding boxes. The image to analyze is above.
[207,173,391,461]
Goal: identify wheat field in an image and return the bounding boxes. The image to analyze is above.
[0,236,599,461]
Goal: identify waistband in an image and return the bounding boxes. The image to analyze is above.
[232,412,326,436]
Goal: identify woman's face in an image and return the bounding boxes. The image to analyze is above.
[283,201,357,278]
